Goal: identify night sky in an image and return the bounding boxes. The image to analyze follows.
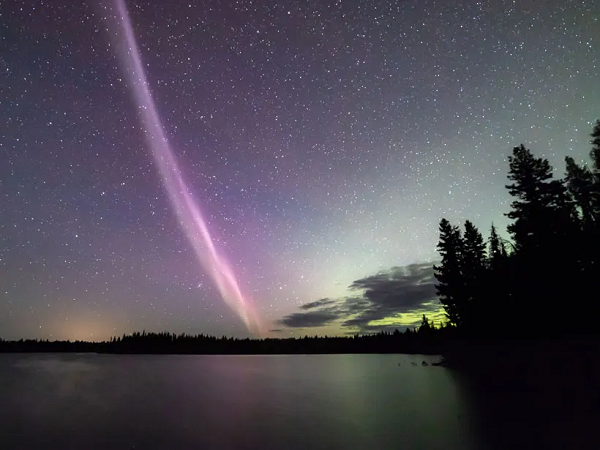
[2,0,598,341]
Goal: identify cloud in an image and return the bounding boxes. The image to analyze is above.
[278,308,341,328]
[345,263,438,327]
[299,298,336,310]
[277,296,370,329]
[269,329,284,333]
[277,262,442,333]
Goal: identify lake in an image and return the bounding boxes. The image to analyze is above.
[0,353,595,449]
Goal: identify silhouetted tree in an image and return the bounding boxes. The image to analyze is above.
[504,145,581,334]
[488,224,507,269]
[463,221,487,268]
[419,314,431,333]
[434,219,465,328]
[564,155,599,294]
[506,145,557,253]
[591,119,600,172]
[460,220,487,332]
[584,122,600,232]
[565,156,596,227]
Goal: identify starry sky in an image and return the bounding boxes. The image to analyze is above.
[1,0,598,341]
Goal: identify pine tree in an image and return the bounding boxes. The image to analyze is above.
[588,121,600,224]
[579,122,600,325]
[461,220,487,332]
[505,145,582,335]
[505,145,555,253]
[504,145,555,334]
[419,315,431,334]
[433,219,465,328]
[591,119,600,172]
[488,224,504,270]
[485,224,514,336]
[463,220,487,269]
[565,156,596,227]
[586,121,600,232]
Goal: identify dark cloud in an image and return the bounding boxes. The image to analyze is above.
[299,298,336,310]
[345,263,438,328]
[278,308,341,328]
[269,329,284,333]
[278,262,441,333]
[277,296,370,329]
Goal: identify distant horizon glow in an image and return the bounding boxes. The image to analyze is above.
[108,0,263,336]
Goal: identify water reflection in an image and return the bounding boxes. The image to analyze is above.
[2,353,593,449]
[448,363,600,450]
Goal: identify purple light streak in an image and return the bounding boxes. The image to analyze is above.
[108,0,263,336]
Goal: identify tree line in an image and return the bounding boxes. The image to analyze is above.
[433,120,600,339]
[0,328,450,354]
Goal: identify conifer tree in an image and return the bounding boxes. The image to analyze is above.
[505,145,555,253]
[463,220,487,269]
[591,119,600,172]
[488,224,504,270]
[565,156,596,227]
[419,315,431,334]
[505,146,581,335]
[461,220,487,331]
[433,219,465,327]
[588,121,600,224]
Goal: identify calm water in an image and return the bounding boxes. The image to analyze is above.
[0,353,595,449]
